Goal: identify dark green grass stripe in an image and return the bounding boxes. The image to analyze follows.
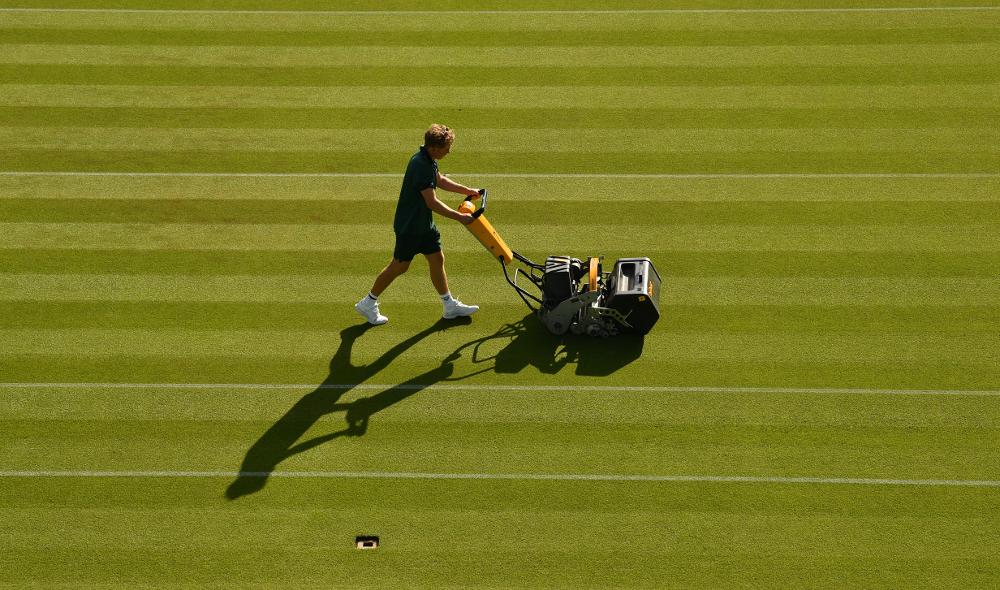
[655,252,1000,278]
[2,106,997,129]
[5,419,997,473]
[3,478,995,521]
[3,353,996,391]
[5,248,1000,278]
[6,64,999,86]
[4,149,999,173]
[5,198,1000,225]
[3,301,997,333]
[4,249,999,278]
[3,27,997,47]
[667,304,1000,334]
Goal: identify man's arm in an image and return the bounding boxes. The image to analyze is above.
[436,173,480,199]
[422,187,474,225]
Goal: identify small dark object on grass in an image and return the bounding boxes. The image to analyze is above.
[356,535,379,549]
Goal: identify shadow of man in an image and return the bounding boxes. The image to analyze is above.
[226,316,470,500]
[227,312,645,499]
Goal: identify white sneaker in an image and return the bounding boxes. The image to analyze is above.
[355,296,388,325]
[443,297,479,319]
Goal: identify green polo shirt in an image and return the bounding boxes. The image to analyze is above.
[393,146,439,235]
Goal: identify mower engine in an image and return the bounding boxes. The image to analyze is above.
[536,255,661,336]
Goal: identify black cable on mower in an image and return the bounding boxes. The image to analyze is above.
[512,251,543,270]
[500,256,542,312]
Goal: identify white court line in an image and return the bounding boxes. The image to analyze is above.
[1,382,998,396]
[1,6,999,14]
[2,172,1000,179]
[0,470,997,487]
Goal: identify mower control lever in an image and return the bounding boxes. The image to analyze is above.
[464,188,488,219]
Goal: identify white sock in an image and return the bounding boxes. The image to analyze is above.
[366,292,378,302]
[440,292,453,303]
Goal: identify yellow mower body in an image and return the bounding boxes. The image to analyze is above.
[458,199,513,264]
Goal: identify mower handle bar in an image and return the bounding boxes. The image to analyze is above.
[463,188,488,219]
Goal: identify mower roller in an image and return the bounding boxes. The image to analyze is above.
[459,190,661,337]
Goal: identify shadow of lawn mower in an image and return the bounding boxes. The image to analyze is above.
[456,312,645,377]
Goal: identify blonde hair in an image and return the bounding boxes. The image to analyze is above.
[424,124,454,148]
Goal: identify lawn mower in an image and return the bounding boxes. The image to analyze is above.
[458,190,661,337]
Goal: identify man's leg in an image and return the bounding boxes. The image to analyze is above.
[426,250,479,319]
[425,250,449,296]
[356,258,410,325]
[372,258,411,297]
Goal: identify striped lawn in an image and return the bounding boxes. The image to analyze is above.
[2,3,999,588]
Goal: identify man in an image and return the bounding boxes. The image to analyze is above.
[355,124,481,325]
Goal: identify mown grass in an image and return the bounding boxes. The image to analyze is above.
[1,1,999,587]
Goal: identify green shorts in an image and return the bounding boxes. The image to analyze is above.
[393,229,442,262]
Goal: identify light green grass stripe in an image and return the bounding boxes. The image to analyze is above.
[5,27,999,47]
[2,274,999,305]
[2,9,998,32]
[2,174,997,202]
[4,472,1000,487]
[3,84,996,108]
[1,328,995,362]
[1,222,996,252]
[4,4,1000,13]
[5,127,1000,153]
[3,43,996,67]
